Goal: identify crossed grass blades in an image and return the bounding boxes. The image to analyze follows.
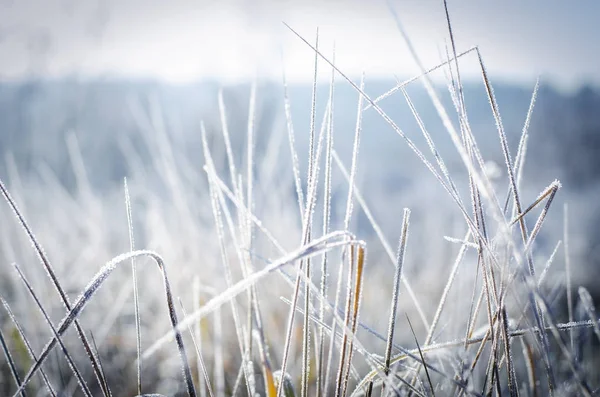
[1,2,600,396]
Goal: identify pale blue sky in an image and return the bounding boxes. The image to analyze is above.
[0,0,598,92]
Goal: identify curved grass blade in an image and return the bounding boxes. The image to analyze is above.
[143,232,360,360]
[11,251,197,397]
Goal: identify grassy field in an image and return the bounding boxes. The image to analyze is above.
[1,5,600,397]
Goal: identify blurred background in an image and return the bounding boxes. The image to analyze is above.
[1,0,600,394]
[1,0,599,274]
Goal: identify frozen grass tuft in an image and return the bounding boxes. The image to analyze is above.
[1,3,599,397]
